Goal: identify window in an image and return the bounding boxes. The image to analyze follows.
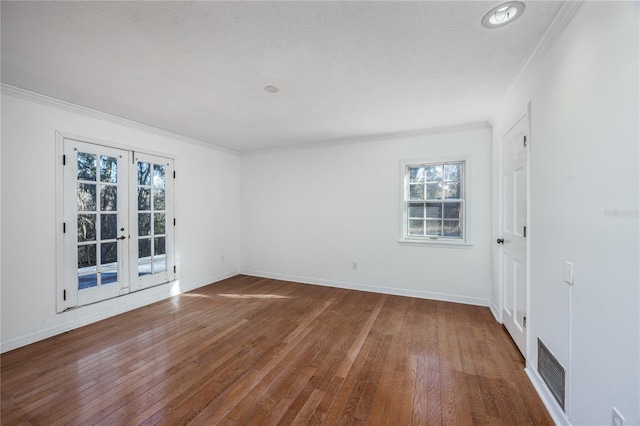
[401,158,469,245]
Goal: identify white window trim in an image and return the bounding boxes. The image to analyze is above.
[399,155,473,247]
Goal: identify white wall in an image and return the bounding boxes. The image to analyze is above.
[240,126,492,305]
[491,2,639,425]
[1,89,241,352]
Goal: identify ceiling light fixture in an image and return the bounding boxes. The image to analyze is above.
[264,85,279,93]
[482,1,525,29]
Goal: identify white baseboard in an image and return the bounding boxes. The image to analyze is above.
[490,300,501,323]
[240,270,490,307]
[1,270,239,353]
[525,363,571,426]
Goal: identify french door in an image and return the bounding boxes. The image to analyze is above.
[62,138,174,309]
[130,152,175,292]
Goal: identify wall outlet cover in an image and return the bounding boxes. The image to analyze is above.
[564,261,574,285]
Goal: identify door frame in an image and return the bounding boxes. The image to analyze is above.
[496,105,531,360]
[55,131,177,313]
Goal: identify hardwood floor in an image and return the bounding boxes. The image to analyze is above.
[1,275,552,425]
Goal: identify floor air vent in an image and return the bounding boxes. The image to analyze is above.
[538,338,566,410]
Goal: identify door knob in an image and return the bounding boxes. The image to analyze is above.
[497,238,504,244]
[117,236,126,240]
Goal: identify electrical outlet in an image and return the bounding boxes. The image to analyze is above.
[564,261,574,285]
[352,262,358,270]
[612,407,625,426]
[220,255,225,263]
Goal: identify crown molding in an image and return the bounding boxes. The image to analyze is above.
[1,84,240,156]
[242,121,491,156]
[490,0,584,124]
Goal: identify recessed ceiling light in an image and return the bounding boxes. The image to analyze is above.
[264,85,279,93]
[482,1,525,29]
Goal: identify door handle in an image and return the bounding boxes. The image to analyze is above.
[117,236,127,240]
[497,238,504,244]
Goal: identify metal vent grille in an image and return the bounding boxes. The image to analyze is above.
[538,338,566,410]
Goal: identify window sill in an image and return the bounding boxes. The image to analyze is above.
[398,238,473,248]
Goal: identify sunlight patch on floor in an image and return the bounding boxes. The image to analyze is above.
[217,293,290,299]
[180,293,214,299]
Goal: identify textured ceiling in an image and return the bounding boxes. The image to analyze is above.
[1,1,563,152]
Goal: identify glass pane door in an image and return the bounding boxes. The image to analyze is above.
[130,153,174,291]
[64,140,130,307]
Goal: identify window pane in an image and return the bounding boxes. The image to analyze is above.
[425,203,442,218]
[444,163,461,181]
[153,258,167,273]
[77,183,96,211]
[408,203,424,218]
[425,220,442,236]
[153,164,166,188]
[100,185,117,211]
[77,152,97,181]
[77,214,96,242]
[101,214,117,240]
[78,244,96,268]
[100,156,118,183]
[138,262,152,277]
[443,220,462,237]
[444,203,461,219]
[154,213,166,234]
[138,162,151,186]
[78,273,98,289]
[426,183,442,199]
[408,219,424,236]
[138,188,151,210]
[101,242,117,265]
[138,238,151,259]
[409,184,425,200]
[101,271,117,285]
[426,165,443,182]
[154,237,166,256]
[138,213,151,236]
[409,166,426,183]
[153,189,166,210]
[443,182,460,199]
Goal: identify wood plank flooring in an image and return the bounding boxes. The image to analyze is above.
[1,275,553,425]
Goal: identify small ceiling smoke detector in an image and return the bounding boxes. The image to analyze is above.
[264,85,279,93]
[482,1,525,29]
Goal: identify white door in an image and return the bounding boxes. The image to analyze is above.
[62,138,175,309]
[63,139,130,307]
[130,152,175,291]
[500,115,528,356]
